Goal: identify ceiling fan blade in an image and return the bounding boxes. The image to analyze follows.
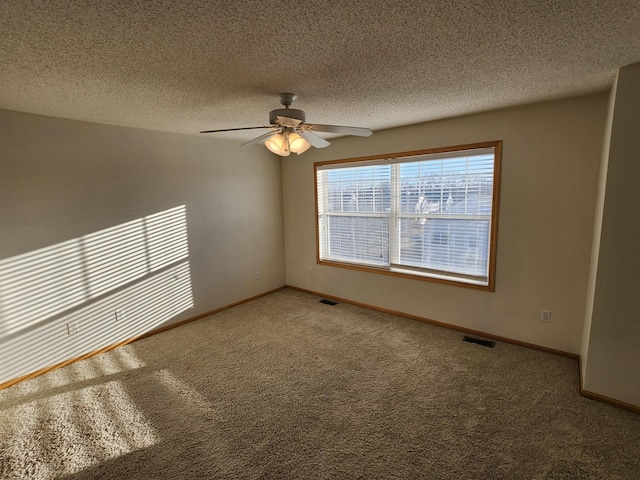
[308,124,372,137]
[241,129,280,147]
[200,126,273,134]
[298,130,331,148]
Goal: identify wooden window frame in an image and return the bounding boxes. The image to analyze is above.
[314,140,502,291]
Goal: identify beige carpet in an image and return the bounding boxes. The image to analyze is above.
[1,288,639,479]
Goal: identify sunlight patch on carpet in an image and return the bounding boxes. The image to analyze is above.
[0,379,158,478]
[155,369,217,413]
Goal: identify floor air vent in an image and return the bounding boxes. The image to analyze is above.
[463,335,495,348]
[319,299,338,306]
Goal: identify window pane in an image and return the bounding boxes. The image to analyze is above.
[398,154,494,216]
[326,165,391,213]
[398,218,490,277]
[326,215,389,266]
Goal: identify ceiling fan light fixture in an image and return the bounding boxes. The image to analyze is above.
[265,132,290,156]
[201,93,372,156]
[288,132,311,155]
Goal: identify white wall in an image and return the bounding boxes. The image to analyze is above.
[582,62,640,407]
[0,109,285,384]
[283,93,608,355]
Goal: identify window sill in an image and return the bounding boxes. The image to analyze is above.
[317,258,494,292]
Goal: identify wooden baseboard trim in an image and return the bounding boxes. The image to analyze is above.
[286,285,579,360]
[0,286,286,391]
[580,389,640,414]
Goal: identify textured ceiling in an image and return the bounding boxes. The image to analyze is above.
[1,1,639,141]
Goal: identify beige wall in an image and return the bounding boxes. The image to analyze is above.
[582,63,640,406]
[581,79,617,379]
[283,93,608,355]
[0,109,285,384]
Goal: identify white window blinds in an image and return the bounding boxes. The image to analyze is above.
[316,144,499,288]
[317,164,391,266]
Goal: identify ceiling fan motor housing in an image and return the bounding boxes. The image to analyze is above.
[269,108,306,125]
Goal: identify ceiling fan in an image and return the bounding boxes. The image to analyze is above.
[200,93,372,156]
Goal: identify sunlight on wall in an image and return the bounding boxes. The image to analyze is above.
[0,206,189,334]
[0,206,195,384]
[0,239,87,334]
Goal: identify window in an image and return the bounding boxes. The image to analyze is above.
[315,141,501,290]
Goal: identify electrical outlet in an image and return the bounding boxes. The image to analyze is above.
[255,271,260,280]
[115,309,125,322]
[541,310,551,323]
[67,321,79,336]
[309,268,314,277]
